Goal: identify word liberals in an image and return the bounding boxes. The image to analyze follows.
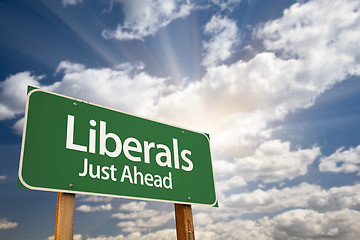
[65,115,193,171]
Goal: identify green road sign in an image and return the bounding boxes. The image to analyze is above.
[19,88,217,206]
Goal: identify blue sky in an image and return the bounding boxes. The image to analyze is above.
[1,0,360,239]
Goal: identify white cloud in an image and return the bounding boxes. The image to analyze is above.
[194,209,360,240]
[48,61,167,117]
[319,145,360,175]
[216,175,247,198]
[132,229,175,240]
[152,52,303,151]
[113,201,173,233]
[0,61,167,134]
[76,203,112,212]
[256,0,360,80]
[233,140,320,183]
[77,195,113,203]
[212,159,237,177]
[102,0,193,41]
[62,0,83,7]
[0,72,42,120]
[189,141,320,214]
[194,212,214,226]
[11,117,24,135]
[193,182,360,231]
[307,184,360,211]
[0,175,7,181]
[221,183,360,214]
[112,209,159,220]
[74,234,83,240]
[225,182,319,212]
[202,15,239,67]
[268,209,360,240]
[152,44,357,155]
[195,218,270,240]
[55,61,86,74]
[0,218,18,230]
[84,229,176,240]
[116,212,173,232]
[118,201,147,212]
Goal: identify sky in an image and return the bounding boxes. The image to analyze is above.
[0,0,360,239]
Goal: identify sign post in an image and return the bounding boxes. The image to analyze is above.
[54,193,75,240]
[175,203,195,240]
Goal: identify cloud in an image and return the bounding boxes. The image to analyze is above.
[82,208,360,240]
[193,212,214,226]
[319,145,360,175]
[0,72,43,120]
[84,229,176,240]
[256,0,360,79]
[118,201,147,212]
[112,209,159,220]
[216,175,247,198]
[202,15,239,67]
[76,203,112,212]
[0,61,167,134]
[151,45,357,154]
[233,140,320,183]
[0,218,18,230]
[194,208,360,240]
[225,182,319,212]
[0,175,7,181]
[224,182,360,213]
[116,212,174,232]
[112,201,173,232]
[49,61,167,116]
[102,0,193,41]
[11,117,24,135]
[62,0,83,7]
[195,218,270,240]
[184,140,319,207]
[55,61,86,74]
[268,209,360,240]
[307,184,360,211]
[152,52,304,150]
[77,195,113,203]
[193,182,360,229]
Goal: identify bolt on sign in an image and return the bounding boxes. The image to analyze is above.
[18,88,217,206]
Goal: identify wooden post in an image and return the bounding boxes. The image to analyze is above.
[54,192,75,240]
[174,203,195,240]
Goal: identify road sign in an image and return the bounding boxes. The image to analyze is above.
[19,88,217,206]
